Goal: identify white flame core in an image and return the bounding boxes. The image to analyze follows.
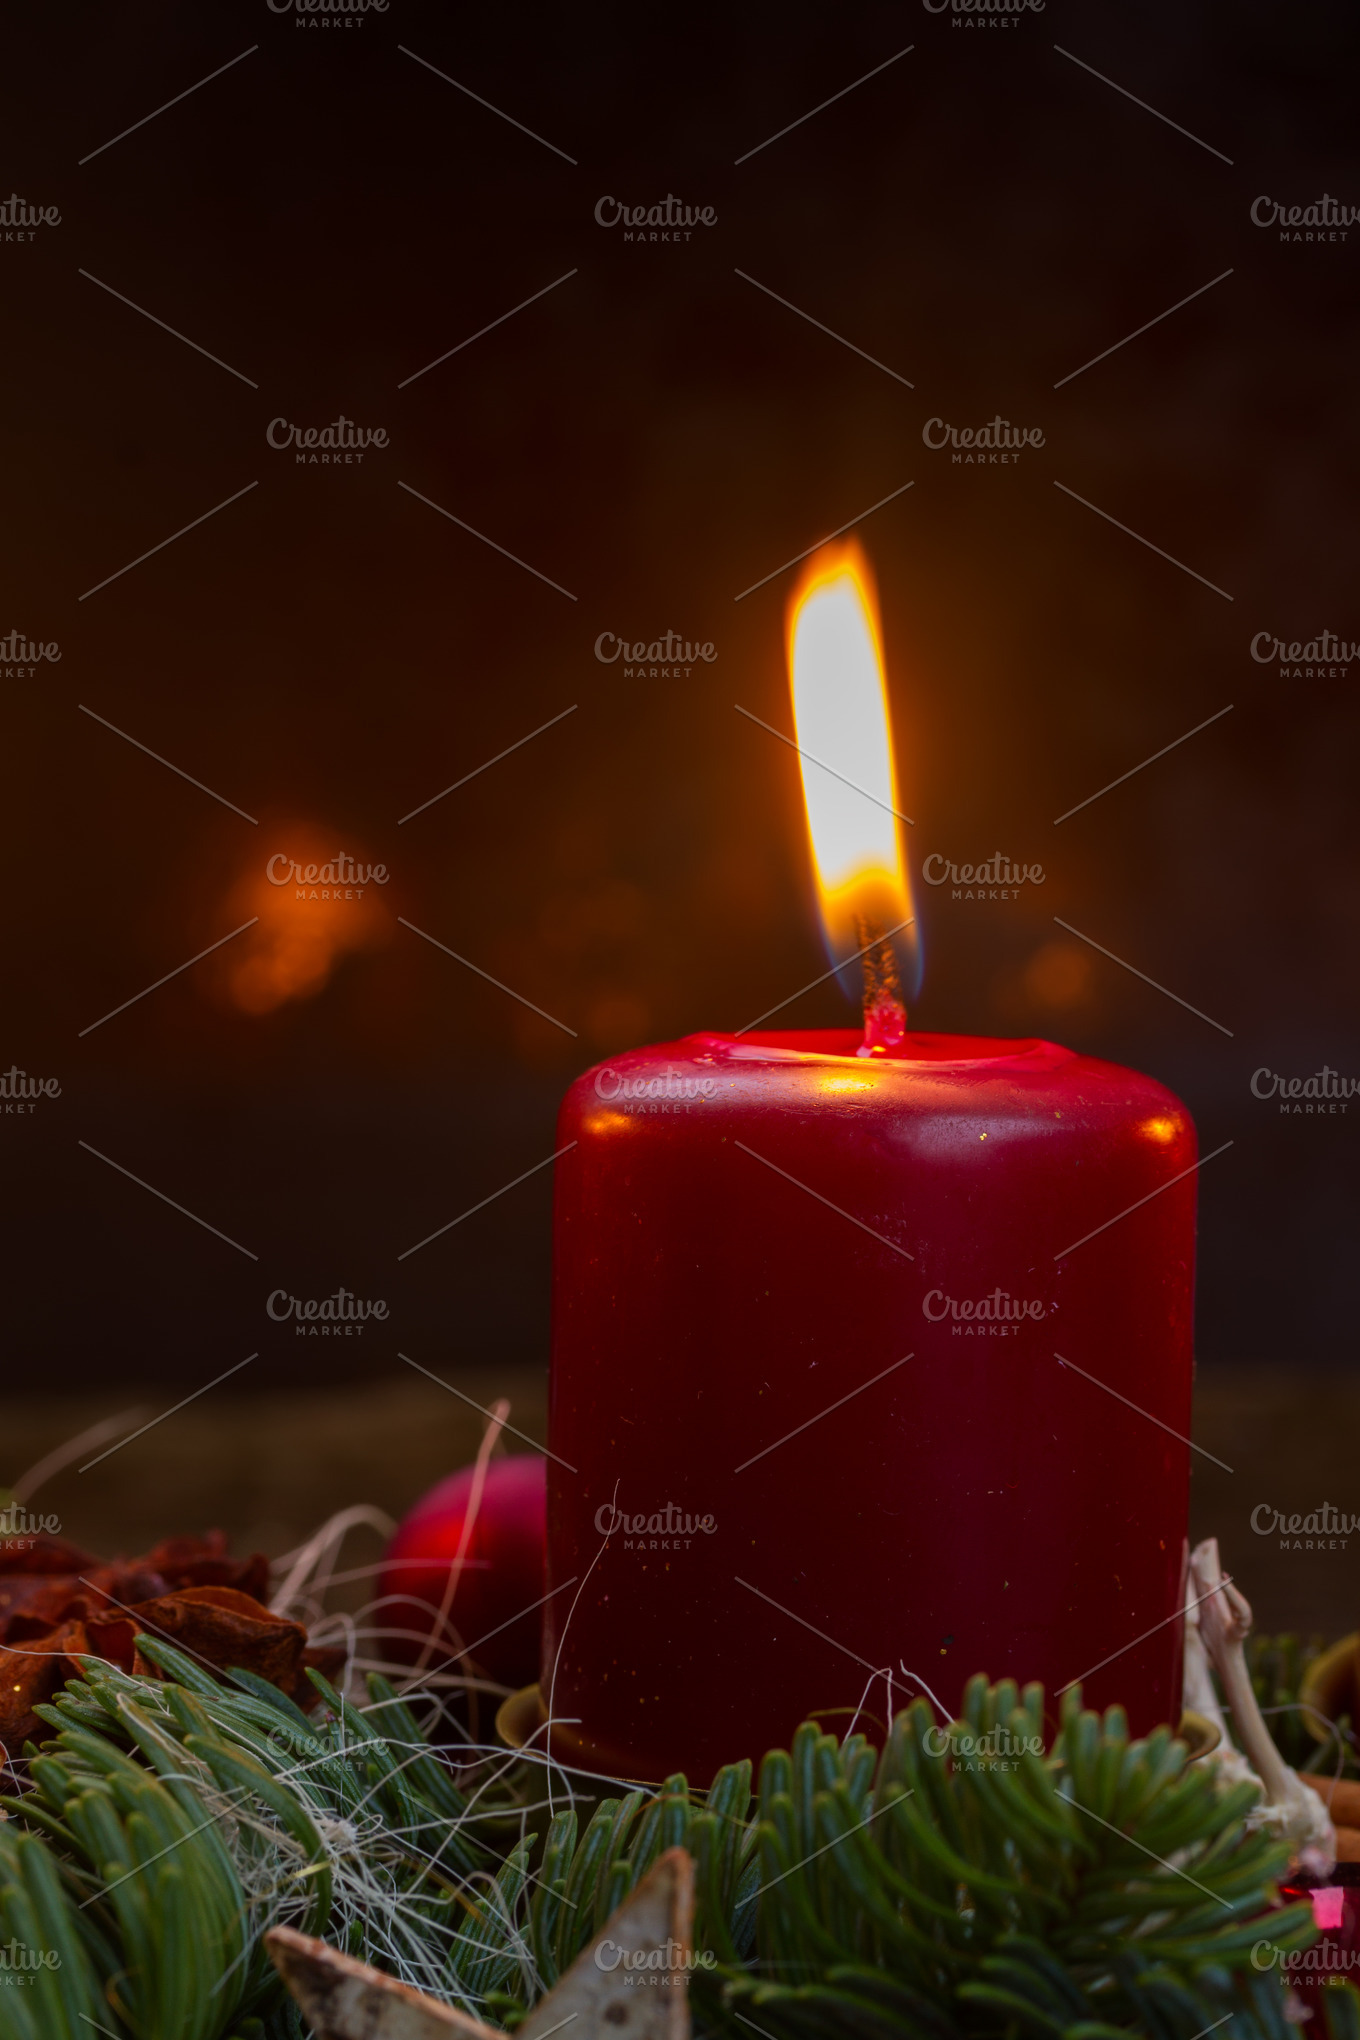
[790,572,905,901]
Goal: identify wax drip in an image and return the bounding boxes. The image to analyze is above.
[855,913,908,1057]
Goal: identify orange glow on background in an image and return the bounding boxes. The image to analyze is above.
[216,823,392,1015]
[785,542,918,995]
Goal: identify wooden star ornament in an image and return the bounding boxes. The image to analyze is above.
[266,1843,695,2040]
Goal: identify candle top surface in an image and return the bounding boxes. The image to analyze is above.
[697,1028,1072,1070]
[566,1030,1194,1139]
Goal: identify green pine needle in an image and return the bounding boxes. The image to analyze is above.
[0,1643,1352,2040]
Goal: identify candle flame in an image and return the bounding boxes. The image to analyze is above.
[786,542,919,1002]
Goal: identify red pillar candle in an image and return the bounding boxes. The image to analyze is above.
[542,544,1197,1782]
[543,1027,1195,1782]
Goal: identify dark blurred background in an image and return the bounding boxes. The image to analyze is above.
[2,2,1356,1619]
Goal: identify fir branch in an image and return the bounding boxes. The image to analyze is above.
[0,1650,1347,2040]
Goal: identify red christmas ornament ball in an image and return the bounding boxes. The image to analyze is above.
[379,1454,546,1692]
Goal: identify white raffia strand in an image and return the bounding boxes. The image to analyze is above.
[270,1503,400,1622]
